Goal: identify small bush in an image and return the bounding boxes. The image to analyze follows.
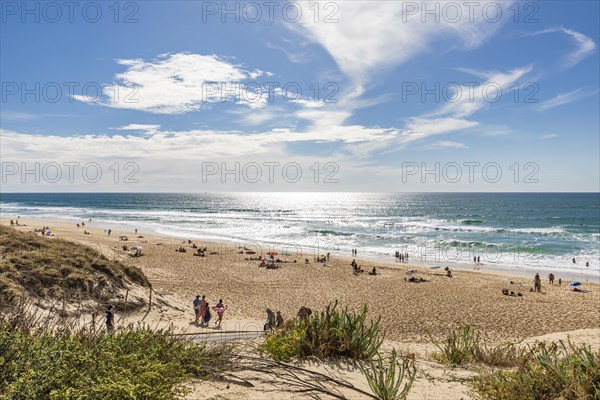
[0,314,231,400]
[260,301,384,361]
[361,349,416,400]
[260,324,303,361]
[472,340,600,400]
[431,324,523,367]
[431,324,482,365]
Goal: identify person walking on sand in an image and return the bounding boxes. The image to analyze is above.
[276,311,284,327]
[534,273,542,293]
[548,273,555,285]
[106,305,115,334]
[198,295,207,325]
[193,295,201,323]
[213,299,227,328]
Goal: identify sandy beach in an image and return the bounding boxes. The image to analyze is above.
[3,216,599,345]
[3,216,599,400]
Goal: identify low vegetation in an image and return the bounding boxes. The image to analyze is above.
[260,301,384,361]
[0,225,150,307]
[431,324,524,367]
[361,349,416,400]
[0,309,232,400]
[431,324,600,400]
[472,340,600,400]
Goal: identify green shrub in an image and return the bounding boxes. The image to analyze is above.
[431,324,523,367]
[260,301,384,361]
[431,324,482,365]
[472,340,600,400]
[361,349,416,400]
[0,316,231,400]
[260,323,304,361]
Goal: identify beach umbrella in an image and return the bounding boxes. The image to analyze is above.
[246,251,256,254]
[267,251,278,256]
[568,281,582,287]
[405,269,417,276]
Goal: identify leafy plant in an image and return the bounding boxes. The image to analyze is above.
[362,349,416,400]
[472,340,600,400]
[260,301,384,361]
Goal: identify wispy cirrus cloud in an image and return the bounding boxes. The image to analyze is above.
[536,87,599,111]
[529,27,596,69]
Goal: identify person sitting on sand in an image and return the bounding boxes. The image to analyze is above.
[259,260,266,267]
[305,258,310,264]
[276,311,284,328]
[84,231,89,235]
[548,273,555,285]
[368,267,377,276]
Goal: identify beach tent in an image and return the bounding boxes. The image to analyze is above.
[568,281,582,287]
[405,269,417,276]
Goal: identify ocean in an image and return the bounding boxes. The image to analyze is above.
[1,192,599,278]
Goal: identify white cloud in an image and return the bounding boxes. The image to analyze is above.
[539,134,558,140]
[422,141,468,150]
[530,27,596,68]
[291,1,505,87]
[74,53,271,114]
[114,124,161,131]
[536,87,599,111]
[432,65,533,118]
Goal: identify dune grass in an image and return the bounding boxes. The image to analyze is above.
[0,225,150,306]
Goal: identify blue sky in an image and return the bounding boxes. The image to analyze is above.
[1,1,598,192]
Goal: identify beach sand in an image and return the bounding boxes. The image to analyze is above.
[3,217,599,399]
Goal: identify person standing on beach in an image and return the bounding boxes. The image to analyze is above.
[534,273,542,293]
[193,295,201,323]
[106,305,115,333]
[548,273,555,285]
[214,299,227,328]
[276,311,284,328]
[199,295,207,325]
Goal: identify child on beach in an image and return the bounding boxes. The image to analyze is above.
[203,303,211,324]
[213,300,227,328]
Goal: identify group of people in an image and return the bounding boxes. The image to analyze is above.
[193,295,228,328]
[394,251,409,262]
[350,259,378,275]
[265,308,284,330]
[351,248,358,256]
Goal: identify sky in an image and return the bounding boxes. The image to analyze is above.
[1,0,599,192]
